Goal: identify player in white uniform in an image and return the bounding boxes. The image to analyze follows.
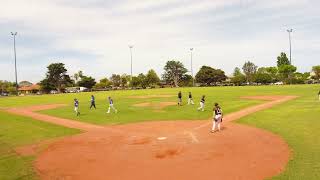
[74,98,80,116]
[107,97,117,113]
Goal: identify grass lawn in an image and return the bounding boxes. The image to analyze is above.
[237,86,320,179]
[0,111,80,180]
[0,84,319,179]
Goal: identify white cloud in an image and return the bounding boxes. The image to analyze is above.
[0,0,319,82]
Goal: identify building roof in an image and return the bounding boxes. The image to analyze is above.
[18,84,40,91]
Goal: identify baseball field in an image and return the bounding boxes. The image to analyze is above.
[0,84,319,180]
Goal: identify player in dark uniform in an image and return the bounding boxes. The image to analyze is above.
[178,91,182,106]
[90,95,96,109]
[211,103,223,133]
[318,90,320,101]
[188,92,194,105]
[197,95,205,111]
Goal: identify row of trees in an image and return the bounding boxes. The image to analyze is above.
[32,52,320,93]
[94,69,161,89]
[231,53,317,85]
[0,81,17,94]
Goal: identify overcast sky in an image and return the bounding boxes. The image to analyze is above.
[1,0,319,83]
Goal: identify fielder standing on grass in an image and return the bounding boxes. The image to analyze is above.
[318,90,320,101]
[178,91,182,106]
[107,96,117,113]
[74,98,80,116]
[197,95,206,111]
[211,103,223,133]
[90,95,96,109]
[188,92,194,105]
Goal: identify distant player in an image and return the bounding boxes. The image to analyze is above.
[188,92,194,105]
[318,90,320,101]
[178,91,182,106]
[107,97,117,113]
[90,95,96,109]
[211,103,223,133]
[197,95,205,111]
[74,98,80,116]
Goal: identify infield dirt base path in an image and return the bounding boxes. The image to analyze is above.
[6,96,297,180]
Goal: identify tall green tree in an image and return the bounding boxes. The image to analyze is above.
[110,74,121,87]
[265,67,279,83]
[146,69,160,86]
[231,67,246,86]
[0,80,16,94]
[120,74,130,88]
[278,65,297,84]
[137,73,148,89]
[40,63,72,92]
[179,74,193,87]
[129,76,141,88]
[162,60,188,87]
[195,66,227,86]
[73,70,83,84]
[94,78,111,89]
[77,76,96,89]
[242,61,257,84]
[254,67,272,84]
[277,52,290,67]
[39,78,55,93]
[312,65,320,80]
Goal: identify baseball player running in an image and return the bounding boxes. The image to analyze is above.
[90,95,96,109]
[211,103,223,133]
[107,96,117,113]
[188,92,194,105]
[197,95,205,111]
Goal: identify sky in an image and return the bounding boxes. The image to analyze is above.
[1,0,319,83]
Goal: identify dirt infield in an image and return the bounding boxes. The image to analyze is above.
[6,96,297,180]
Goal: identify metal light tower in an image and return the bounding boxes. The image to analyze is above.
[128,45,133,80]
[11,32,18,95]
[287,29,293,64]
[190,48,195,87]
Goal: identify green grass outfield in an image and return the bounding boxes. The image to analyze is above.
[0,111,80,180]
[0,84,319,179]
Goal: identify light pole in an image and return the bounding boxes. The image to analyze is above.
[128,45,133,80]
[190,48,195,87]
[287,29,293,64]
[11,32,18,95]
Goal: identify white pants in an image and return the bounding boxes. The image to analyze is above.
[74,107,78,113]
[188,98,194,105]
[212,115,222,131]
[198,102,204,111]
[107,104,117,113]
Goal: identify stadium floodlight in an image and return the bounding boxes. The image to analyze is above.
[190,48,195,87]
[11,32,18,95]
[128,45,134,80]
[287,29,293,64]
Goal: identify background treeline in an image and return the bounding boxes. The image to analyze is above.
[1,52,320,94]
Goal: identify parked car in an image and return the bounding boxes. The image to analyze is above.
[274,82,284,85]
[0,92,9,96]
[50,90,58,94]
